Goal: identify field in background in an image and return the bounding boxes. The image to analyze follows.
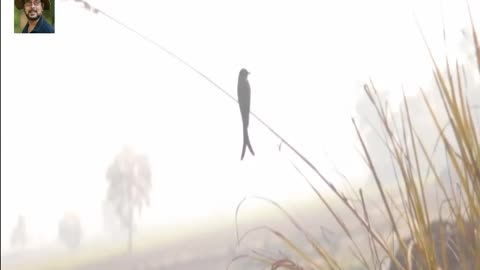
[0,181,456,270]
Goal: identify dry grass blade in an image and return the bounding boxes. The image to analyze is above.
[271,259,304,270]
[237,225,322,269]
[235,196,341,270]
[289,162,370,269]
[227,254,272,270]
[466,1,480,73]
[353,119,407,267]
[359,189,380,269]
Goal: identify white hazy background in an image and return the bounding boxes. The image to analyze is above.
[1,0,477,253]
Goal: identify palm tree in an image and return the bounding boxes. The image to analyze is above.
[106,146,152,254]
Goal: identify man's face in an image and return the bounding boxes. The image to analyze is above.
[23,0,43,20]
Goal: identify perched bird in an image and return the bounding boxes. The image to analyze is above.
[237,68,255,160]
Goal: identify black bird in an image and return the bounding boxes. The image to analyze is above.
[237,68,255,160]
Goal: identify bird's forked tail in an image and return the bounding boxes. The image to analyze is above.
[241,127,255,160]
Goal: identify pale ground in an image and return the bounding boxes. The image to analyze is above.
[1,179,456,270]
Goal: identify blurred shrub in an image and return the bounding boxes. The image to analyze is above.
[58,212,82,250]
[10,215,27,249]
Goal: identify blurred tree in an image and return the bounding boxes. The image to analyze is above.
[355,28,480,186]
[102,199,125,236]
[10,215,27,249]
[58,212,82,250]
[106,146,152,254]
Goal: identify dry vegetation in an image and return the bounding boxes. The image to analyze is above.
[4,3,479,270]
[231,9,480,270]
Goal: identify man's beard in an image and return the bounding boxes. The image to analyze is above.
[25,10,40,20]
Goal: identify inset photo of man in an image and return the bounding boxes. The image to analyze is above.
[14,0,55,33]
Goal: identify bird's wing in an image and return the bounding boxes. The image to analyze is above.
[238,79,251,126]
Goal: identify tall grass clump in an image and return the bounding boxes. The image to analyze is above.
[230,10,479,270]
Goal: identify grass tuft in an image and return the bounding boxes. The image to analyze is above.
[231,6,479,270]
